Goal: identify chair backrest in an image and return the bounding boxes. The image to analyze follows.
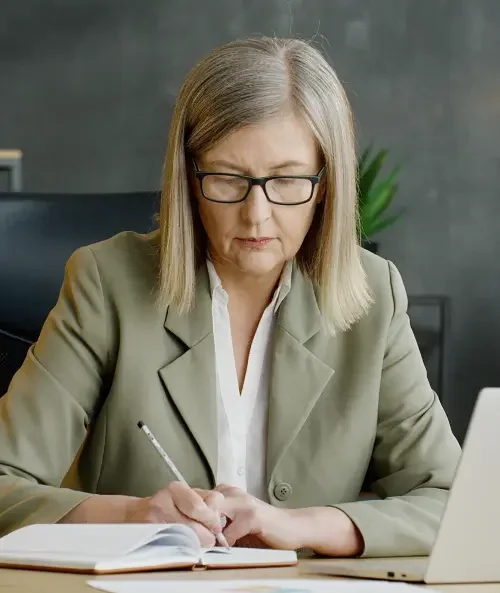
[0,329,32,397]
[0,191,160,395]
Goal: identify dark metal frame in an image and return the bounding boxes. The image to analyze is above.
[0,153,22,192]
[408,295,450,404]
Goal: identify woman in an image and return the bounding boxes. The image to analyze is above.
[0,36,460,557]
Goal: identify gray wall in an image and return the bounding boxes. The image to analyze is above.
[2,0,499,440]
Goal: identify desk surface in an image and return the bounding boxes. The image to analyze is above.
[1,560,500,593]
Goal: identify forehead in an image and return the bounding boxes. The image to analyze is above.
[201,113,320,170]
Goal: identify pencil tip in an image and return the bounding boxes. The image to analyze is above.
[137,421,144,429]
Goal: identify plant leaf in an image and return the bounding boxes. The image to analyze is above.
[361,165,400,205]
[361,180,398,223]
[358,149,388,207]
[363,213,401,237]
[357,145,372,176]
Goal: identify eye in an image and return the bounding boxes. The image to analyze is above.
[224,177,245,185]
[274,177,298,186]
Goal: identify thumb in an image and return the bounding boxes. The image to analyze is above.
[199,490,227,531]
[221,509,255,547]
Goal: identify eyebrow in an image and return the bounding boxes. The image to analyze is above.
[205,159,311,174]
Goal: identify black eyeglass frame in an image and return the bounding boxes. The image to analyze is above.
[192,159,325,205]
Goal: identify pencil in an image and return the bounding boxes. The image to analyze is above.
[137,420,230,549]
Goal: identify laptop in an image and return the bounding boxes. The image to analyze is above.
[302,388,500,584]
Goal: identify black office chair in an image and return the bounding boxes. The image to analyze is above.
[0,191,160,396]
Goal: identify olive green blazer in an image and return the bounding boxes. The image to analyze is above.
[0,231,460,557]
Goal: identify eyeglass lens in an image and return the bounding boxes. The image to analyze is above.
[201,174,314,204]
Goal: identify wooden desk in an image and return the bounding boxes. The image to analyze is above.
[1,560,500,593]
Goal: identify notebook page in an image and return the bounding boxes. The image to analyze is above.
[0,546,198,572]
[201,546,297,567]
[0,523,199,558]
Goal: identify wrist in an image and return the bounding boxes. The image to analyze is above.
[289,507,364,557]
[60,494,140,524]
[284,507,322,551]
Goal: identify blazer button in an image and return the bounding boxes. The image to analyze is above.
[273,482,292,501]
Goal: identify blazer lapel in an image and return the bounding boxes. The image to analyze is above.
[158,264,218,485]
[267,264,335,480]
[158,262,335,489]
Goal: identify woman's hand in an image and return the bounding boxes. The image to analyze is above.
[124,482,224,546]
[216,484,364,556]
[61,482,224,548]
[215,484,304,550]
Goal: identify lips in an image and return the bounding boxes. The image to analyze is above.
[241,237,272,242]
[237,237,273,247]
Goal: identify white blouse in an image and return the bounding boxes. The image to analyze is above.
[206,260,292,501]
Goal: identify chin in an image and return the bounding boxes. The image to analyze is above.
[235,251,283,276]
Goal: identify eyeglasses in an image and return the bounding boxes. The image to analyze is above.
[192,159,325,205]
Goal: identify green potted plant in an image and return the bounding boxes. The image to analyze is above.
[357,146,402,253]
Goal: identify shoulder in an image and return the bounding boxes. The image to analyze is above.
[308,249,410,375]
[65,230,161,301]
[86,229,159,271]
[359,247,407,326]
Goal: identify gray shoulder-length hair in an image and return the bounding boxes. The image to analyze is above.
[158,36,372,334]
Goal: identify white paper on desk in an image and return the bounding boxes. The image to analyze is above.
[87,577,431,593]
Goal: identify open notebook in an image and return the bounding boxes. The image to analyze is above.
[0,524,297,574]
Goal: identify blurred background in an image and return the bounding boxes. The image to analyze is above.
[1,0,499,441]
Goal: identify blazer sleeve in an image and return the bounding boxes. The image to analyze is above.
[0,246,111,535]
[333,261,461,557]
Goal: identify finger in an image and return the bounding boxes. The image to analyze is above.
[222,508,257,547]
[185,521,216,548]
[214,484,240,496]
[151,488,217,547]
[193,488,225,512]
[214,485,245,519]
[218,490,249,519]
[194,490,226,525]
[167,482,222,532]
[203,490,225,512]
[203,491,227,531]
[193,488,212,498]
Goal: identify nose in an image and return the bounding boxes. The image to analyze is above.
[241,185,272,225]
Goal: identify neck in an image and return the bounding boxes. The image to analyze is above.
[209,256,285,309]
